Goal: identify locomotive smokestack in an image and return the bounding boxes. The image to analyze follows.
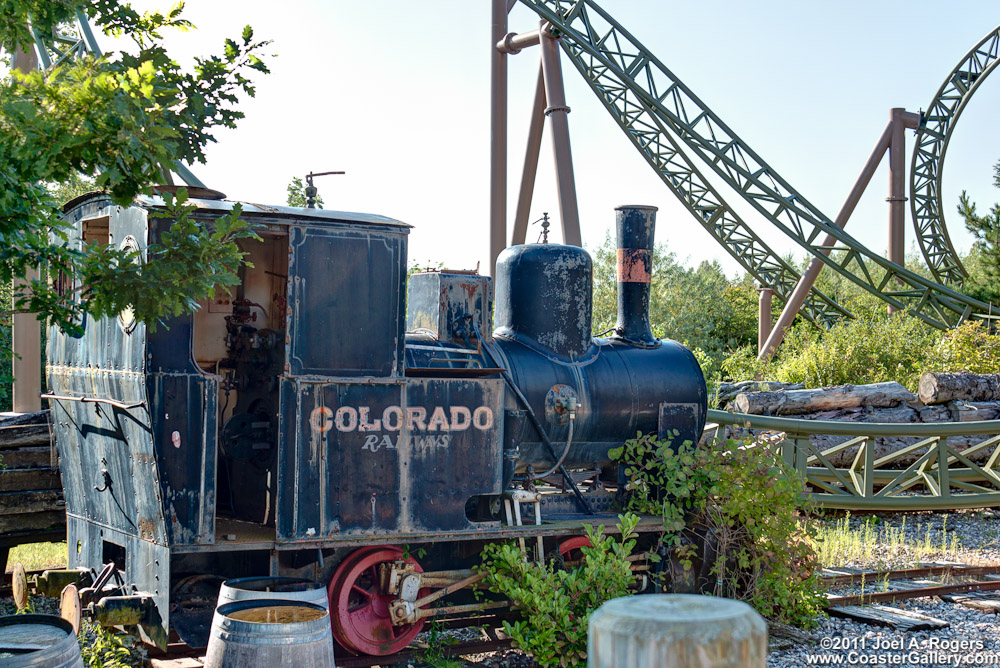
[612,205,659,347]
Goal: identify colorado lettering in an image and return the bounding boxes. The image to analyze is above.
[330,406,494,433]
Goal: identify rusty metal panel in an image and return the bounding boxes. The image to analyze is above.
[286,225,407,378]
[140,211,221,546]
[276,378,503,542]
[399,378,503,531]
[147,372,217,545]
[48,199,168,546]
[66,517,170,644]
[406,273,493,345]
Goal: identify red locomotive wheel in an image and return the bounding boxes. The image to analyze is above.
[328,546,384,598]
[328,547,428,656]
[558,536,593,563]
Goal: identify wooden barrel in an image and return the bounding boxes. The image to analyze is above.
[0,614,83,668]
[203,600,336,668]
[588,594,766,668]
[217,576,329,610]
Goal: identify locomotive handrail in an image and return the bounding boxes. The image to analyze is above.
[704,408,1000,511]
[41,393,145,411]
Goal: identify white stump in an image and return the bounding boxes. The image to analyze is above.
[588,594,767,668]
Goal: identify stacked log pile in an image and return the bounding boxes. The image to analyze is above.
[720,374,1000,467]
[0,410,64,568]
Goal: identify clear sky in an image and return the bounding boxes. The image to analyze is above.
[117,2,1000,276]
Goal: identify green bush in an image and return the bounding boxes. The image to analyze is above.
[610,434,824,627]
[720,310,1000,391]
[480,514,639,668]
[926,321,1000,374]
[78,621,145,668]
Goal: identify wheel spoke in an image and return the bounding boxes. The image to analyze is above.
[328,547,426,656]
[351,583,374,599]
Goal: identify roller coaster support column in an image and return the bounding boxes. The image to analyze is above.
[11,44,41,413]
[539,23,582,246]
[511,64,547,245]
[888,108,908,314]
[757,287,773,356]
[759,110,918,360]
[490,0,510,276]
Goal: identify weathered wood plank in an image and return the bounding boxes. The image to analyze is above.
[940,591,1000,613]
[0,411,50,428]
[0,468,61,493]
[0,511,65,534]
[0,447,55,469]
[0,490,63,514]
[827,605,949,631]
[0,424,50,450]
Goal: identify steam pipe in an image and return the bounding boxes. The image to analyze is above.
[532,401,576,479]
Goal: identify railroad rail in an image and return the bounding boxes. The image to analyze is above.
[706,408,1000,511]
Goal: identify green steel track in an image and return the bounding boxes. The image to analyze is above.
[520,0,997,330]
[707,409,1000,511]
[911,26,1000,288]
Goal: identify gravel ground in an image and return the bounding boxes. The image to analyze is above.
[769,509,1000,668]
[769,598,1000,668]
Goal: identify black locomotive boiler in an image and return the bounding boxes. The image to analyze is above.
[46,192,705,656]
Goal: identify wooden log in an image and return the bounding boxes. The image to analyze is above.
[713,381,804,405]
[946,400,1000,422]
[0,468,61,493]
[588,594,766,668]
[766,621,817,646]
[915,404,952,422]
[919,372,1000,405]
[734,382,917,416]
[0,410,50,427]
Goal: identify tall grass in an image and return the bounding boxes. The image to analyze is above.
[814,514,963,569]
[6,542,66,572]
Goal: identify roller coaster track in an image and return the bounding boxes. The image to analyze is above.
[519,0,996,330]
[911,26,1000,288]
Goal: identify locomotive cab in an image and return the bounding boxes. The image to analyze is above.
[47,193,705,651]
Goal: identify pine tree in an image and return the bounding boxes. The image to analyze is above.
[957,161,1000,304]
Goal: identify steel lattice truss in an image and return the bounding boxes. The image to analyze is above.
[519,0,995,330]
[25,12,205,188]
[911,26,1000,288]
[707,409,1000,511]
[28,10,102,68]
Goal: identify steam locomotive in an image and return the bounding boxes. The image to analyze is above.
[46,190,706,655]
